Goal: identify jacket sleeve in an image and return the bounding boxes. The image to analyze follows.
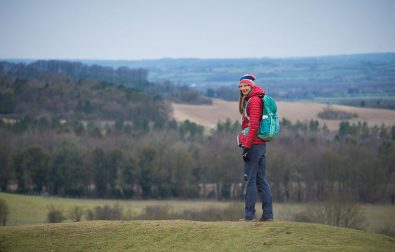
[245,96,262,148]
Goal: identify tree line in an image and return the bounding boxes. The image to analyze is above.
[0,74,170,122]
[1,114,394,203]
[0,60,148,86]
[0,61,211,105]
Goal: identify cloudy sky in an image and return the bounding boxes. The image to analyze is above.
[0,0,394,60]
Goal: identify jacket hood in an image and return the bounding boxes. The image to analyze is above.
[247,85,265,99]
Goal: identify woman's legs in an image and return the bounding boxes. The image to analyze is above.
[244,144,270,220]
[257,163,273,220]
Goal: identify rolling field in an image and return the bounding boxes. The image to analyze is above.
[172,99,395,130]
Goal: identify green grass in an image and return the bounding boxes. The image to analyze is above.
[0,192,230,225]
[361,204,395,233]
[1,192,395,234]
[1,220,394,251]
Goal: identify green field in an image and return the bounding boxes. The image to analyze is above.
[0,192,231,226]
[1,220,394,251]
[1,193,395,234]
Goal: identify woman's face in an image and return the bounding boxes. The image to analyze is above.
[240,83,252,96]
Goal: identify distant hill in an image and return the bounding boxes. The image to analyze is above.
[0,72,170,122]
[3,52,395,106]
[6,52,395,86]
[0,60,211,105]
[0,60,148,86]
[48,53,395,104]
[79,52,395,86]
[1,220,394,251]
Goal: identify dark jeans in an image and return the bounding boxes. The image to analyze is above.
[243,144,273,220]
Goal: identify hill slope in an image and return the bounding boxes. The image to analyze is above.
[1,220,394,251]
[172,99,395,130]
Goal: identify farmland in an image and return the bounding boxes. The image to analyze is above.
[172,99,395,131]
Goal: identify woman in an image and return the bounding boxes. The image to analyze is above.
[238,74,273,221]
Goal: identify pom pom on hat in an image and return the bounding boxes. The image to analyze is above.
[239,74,256,87]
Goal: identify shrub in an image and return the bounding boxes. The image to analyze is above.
[0,198,9,226]
[136,205,177,220]
[318,106,358,120]
[311,201,366,229]
[122,209,137,221]
[293,211,311,223]
[135,202,244,221]
[85,204,123,220]
[85,209,95,221]
[293,197,366,229]
[220,202,244,220]
[46,205,65,223]
[67,206,84,222]
[377,225,395,237]
[183,202,244,221]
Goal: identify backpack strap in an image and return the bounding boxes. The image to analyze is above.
[243,99,250,120]
[260,94,266,120]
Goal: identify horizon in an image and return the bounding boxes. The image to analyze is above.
[2,51,395,63]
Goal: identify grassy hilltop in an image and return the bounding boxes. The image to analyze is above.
[1,193,395,251]
[1,220,395,251]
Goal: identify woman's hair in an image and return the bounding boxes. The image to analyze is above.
[238,90,247,115]
[238,74,256,115]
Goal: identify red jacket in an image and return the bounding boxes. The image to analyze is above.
[239,85,266,148]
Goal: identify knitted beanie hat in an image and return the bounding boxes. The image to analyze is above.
[239,74,256,87]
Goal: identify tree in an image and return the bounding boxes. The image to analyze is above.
[13,77,27,94]
[13,146,50,194]
[0,88,15,113]
[0,198,9,226]
[0,130,11,191]
[92,148,107,197]
[309,120,319,132]
[106,149,123,195]
[137,147,158,199]
[161,145,199,197]
[200,131,242,199]
[24,146,51,193]
[51,143,85,196]
[118,157,137,197]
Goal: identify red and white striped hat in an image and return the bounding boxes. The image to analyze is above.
[239,74,256,87]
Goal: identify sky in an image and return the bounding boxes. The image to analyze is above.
[0,0,394,60]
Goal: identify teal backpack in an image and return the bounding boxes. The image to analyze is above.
[242,95,280,141]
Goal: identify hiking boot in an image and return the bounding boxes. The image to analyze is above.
[258,217,273,222]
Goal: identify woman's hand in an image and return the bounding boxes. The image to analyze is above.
[242,146,249,161]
